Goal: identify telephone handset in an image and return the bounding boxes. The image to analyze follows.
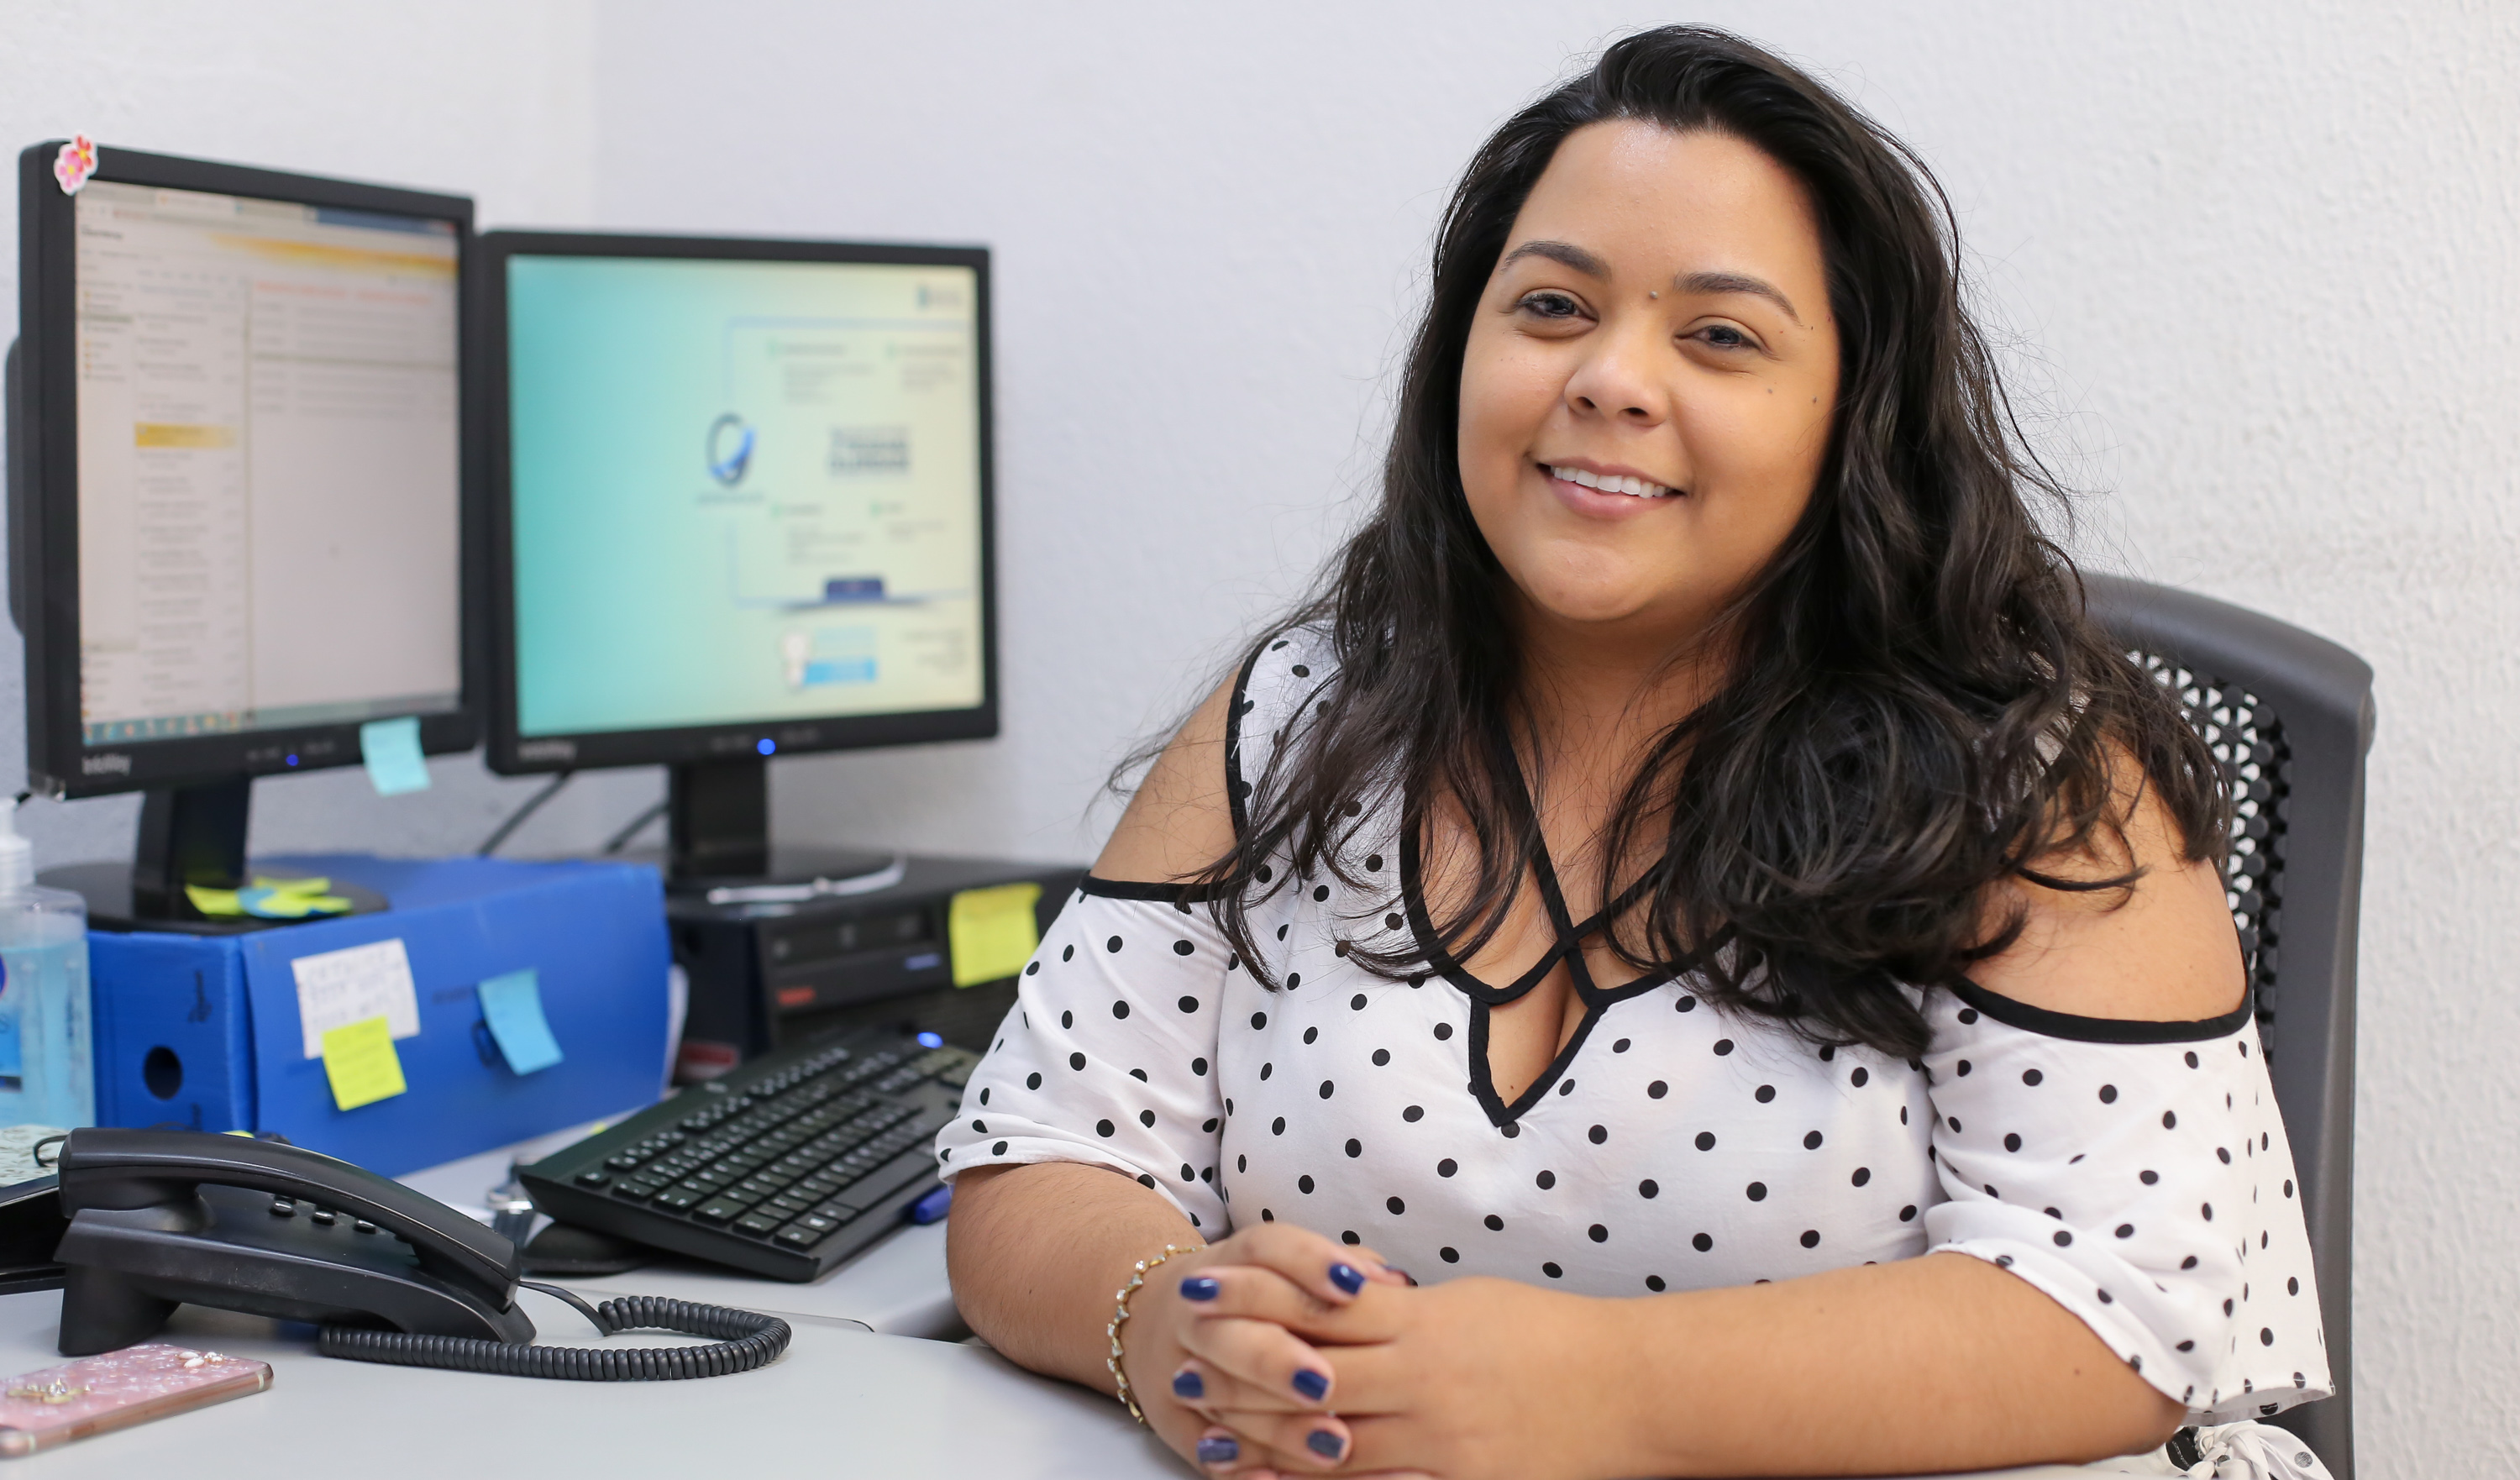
[51,1129,790,1379]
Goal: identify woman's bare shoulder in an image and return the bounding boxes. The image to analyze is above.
[1091,674,1240,886]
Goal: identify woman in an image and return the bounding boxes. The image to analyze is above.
[937,26,2328,1479]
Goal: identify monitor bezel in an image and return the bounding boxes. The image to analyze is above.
[12,142,482,800]
[474,230,1000,776]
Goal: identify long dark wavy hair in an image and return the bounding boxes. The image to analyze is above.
[1142,24,2228,1058]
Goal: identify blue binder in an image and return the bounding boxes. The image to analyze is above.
[88,855,671,1177]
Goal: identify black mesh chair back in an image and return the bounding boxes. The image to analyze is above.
[2087,574,2375,1478]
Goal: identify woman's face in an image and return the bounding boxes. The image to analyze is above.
[1457,123,1840,649]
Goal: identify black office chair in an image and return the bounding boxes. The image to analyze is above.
[2085,574,2374,1478]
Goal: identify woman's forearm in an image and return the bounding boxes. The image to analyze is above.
[1595,1252,2183,1477]
[944,1162,1203,1392]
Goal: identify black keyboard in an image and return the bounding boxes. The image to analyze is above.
[518,1027,974,1282]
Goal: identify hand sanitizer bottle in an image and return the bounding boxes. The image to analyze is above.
[0,803,92,1129]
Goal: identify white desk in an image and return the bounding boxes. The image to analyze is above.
[0,1132,2107,1477]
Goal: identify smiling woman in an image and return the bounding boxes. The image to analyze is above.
[937,24,2331,1480]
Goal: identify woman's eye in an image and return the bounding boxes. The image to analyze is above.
[1695,323,1756,350]
[1517,291,1585,320]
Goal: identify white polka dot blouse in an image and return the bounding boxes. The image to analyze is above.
[935,628,2332,1425]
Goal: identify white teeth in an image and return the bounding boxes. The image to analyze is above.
[1545,464,1675,498]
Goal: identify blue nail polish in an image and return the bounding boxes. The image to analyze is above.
[1172,1369,1205,1399]
[1179,1275,1221,1301]
[1292,1367,1331,1401]
[1197,1435,1239,1465]
[1308,1429,1346,1459]
[1327,1262,1365,1295]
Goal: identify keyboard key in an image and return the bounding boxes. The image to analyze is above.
[652,1185,706,1211]
[604,1152,643,1170]
[734,1210,783,1237]
[694,1197,752,1223]
[773,1225,821,1248]
[575,1170,612,1188]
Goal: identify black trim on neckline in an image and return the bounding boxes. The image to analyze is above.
[1078,875,1229,904]
[1948,978,2255,1044]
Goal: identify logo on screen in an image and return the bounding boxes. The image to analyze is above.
[706,414,756,485]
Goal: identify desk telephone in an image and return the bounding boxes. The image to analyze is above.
[39,1128,790,1380]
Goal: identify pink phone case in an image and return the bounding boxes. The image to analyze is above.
[0,1343,272,1456]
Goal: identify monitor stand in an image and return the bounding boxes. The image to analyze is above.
[41,777,389,935]
[643,756,897,901]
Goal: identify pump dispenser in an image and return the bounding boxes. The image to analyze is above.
[0,803,92,1129]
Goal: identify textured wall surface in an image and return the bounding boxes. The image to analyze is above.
[2,3,2513,1472]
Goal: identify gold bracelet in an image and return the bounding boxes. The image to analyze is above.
[1105,1242,1204,1425]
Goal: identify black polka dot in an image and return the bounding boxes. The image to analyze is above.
[2182,1255,2199,1269]
[1400,1104,1424,1123]
[1536,1170,1556,1189]
[1693,1232,1713,1252]
[2116,1224,2136,1239]
[1111,1000,1131,1020]
[1677,995,1698,1011]
[2288,1277,2299,1296]
[1647,1273,1667,1289]
[1261,1208,1273,1220]
[2053,1230,2073,1246]
[1800,1230,1820,1249]
[1900,1204,1918,1221]
[1319,1080,1336,1099]
[1298,1175,1315,1194]
[2164,1110,2179,1129]
[2140,1169,2160,1185]
[1341,1231,1358,1245]
[1588,1224,1608,1243]
[1499,1122,1519,1138]
[1301,1026,1319,1045]
[1024,962,1039,976]
[1956,1059,1972,1077]
[1437,1158,1457,1178]
[2185,1050,2202,1068]
[1695,1131,1716,1151]
[1105,936,1123,953]
[1026,1072,1042,1090]
[1128,1068,1148,1082]
[1648,1080,1668,1100]
[1851,1167,1871,1187]
[1440,1246,1459,1262]
[1344,1138,1362,1158]
[1714,1038,1735,1055]
[1259,1063,1273,1080]
[1613,1037,1632,1052]
[1372,1048,1390,1066]
[1313,885,1330,902]
[2003,1132,2023,1152]
[1541,1262,1562,1279]
[978,1088,991,1105]
[1365,854,1383,871]
[1434,1022,1454,1041]
[2022,1068,2044,1086]
[1095,1120,1115,1137]
[990,1139,1008,1155]
[1901,1106,1909,1125]
[1139,1173,1156,1188]
[2260,1328,2274,1346]
[2202,1203,2214,1220]
[1068,1052,1087,1071]
[1271,1116,1285,1135]
[1746,1182,1767,1201]
[1191,1057,1209,1076]
[2099,1084,2118,1104]
[1803,1131,1824,1150]
[2218,1147,2233,1164]
[1756,1085,1777,1104]
[1139,1110,1156,1127]
[1639,1178,1659,1199]
[1388,1197,1405,1215]
[1059,1010,1074,1029]
[1851,1066,1870,1087]
[1062,945,1074,962]
[1588,1125,1609,1145]
[1251,1011,1268,1030]
[1958,1007,1979,1024]
[1285,972,1301,989]
[1385,912,1404,930]
[1947,1115,1962,1132]
[1484,1214,1504,1231]
[1291,664,1310,677]
[1557,1079,1575,1096]
[1236,1154,1247,1173]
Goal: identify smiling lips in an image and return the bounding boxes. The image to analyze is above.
[1541,463,1680,499]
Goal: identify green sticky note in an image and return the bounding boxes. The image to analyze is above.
[184,885,245,917]
[360,716,430,796]
[477,968,564,1075]
[948,882,1042,987]
[321,1016,407,1110]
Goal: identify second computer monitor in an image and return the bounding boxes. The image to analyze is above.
[479,233,995,879]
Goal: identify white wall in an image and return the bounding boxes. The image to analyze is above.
[3,3,2513,1472]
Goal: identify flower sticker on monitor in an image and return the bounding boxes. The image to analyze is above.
[53,136,97,196]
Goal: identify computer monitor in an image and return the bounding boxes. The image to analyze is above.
[7,142,478,926]
[477,233,995,888]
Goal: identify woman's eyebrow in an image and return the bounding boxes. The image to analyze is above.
[1673,270,1803,325]
[1499,239,1609,277]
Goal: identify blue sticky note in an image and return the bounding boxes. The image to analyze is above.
[477,968,564,1076]
[360,716,431,796]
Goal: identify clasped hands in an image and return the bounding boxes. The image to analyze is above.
[1121,1223,1617,1480]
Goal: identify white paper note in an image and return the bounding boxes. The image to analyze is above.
[291,938,421,1060]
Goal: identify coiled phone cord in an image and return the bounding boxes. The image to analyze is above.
[318,1283,792,1380]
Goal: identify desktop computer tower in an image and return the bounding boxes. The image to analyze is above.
[666,855,1080,1079]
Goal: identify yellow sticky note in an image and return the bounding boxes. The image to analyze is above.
[948,882,1042,987]
[184,885,244,917]
[320,1016,407,1111]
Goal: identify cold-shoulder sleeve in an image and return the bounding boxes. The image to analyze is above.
[932,880,1234,1231]
[1919,984,2332,1423]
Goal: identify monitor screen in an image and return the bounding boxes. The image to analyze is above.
[502,253,987,746]
[69,179,463,747]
